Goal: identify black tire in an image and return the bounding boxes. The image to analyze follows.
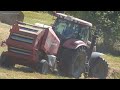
[60,46,87,78]
[88,57,108,79]
[0,54,15,68]
[37,59,49,74]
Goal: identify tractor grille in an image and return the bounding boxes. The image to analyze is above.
[9,47,32,55]
[10,33,34,44]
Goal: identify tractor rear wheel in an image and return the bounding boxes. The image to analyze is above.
[88,57,108,79]
[0,54,15,68]
[60,46,87,78]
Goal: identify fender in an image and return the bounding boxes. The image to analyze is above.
[63,39,87,49]
[91,52,104,60]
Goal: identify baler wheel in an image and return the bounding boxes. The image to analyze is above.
[0,54,15,69]
[37,59,49,74]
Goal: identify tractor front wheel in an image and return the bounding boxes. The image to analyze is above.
[36,59,49,74]
[88,57,108,79]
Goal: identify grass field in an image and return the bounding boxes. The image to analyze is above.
[103,55,120,79]
[22,11,55,25]
[0,11,120,79]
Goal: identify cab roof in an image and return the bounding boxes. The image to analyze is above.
[55,13,92,27]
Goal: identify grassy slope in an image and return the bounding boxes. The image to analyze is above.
[0,11,120,79]
[0,66,69,79]
[103,55,120,79]
[0,23,10,54]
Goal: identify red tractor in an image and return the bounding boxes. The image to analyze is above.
[0,13,108,79]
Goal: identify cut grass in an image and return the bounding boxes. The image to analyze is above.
[0,22,10,54]
[0,66,70,79]
[103,54,120,70]
[102,54,120,79]
[0,22,10,41]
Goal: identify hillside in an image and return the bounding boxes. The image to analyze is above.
[0,11,120,79]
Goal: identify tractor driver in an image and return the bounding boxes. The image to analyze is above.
[62,23,80,39]
[55,22,67,35]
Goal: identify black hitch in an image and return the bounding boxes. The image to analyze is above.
[84,31,99,78]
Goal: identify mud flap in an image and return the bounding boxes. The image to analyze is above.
[91,52,104,60]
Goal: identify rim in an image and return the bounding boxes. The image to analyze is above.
[42,62,48,74]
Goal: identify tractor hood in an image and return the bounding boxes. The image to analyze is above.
[63,39,87,49]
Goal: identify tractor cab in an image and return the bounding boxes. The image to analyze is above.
[53,13,92,43]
